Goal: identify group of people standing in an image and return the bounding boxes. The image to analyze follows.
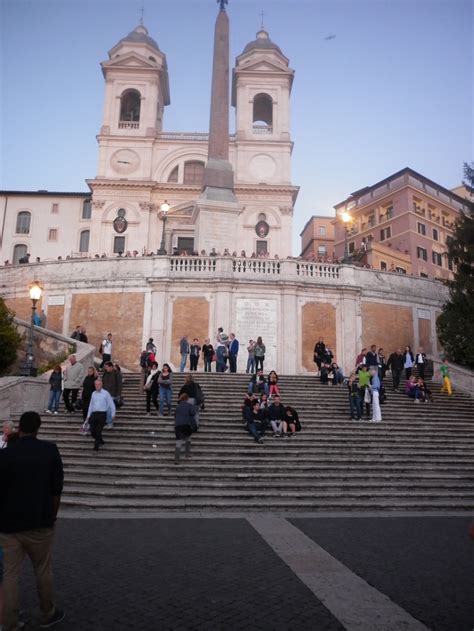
[177,330,267,374]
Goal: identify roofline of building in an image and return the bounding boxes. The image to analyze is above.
[334,167,470,210]
[299,214,335,236]
[0,190,90,197]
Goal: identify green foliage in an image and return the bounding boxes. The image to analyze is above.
[436,162,474,367]
[38,351,70,375]
[0,297,22,375]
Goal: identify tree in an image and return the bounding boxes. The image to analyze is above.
[0,297,22,375]
[436,162,474,367]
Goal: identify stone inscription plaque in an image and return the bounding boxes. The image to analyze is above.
[235,298,277,372]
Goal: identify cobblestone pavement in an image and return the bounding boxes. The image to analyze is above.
[291,516,474,631]
[13,516,473,630]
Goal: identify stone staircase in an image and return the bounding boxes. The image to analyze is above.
[37,372,474,512]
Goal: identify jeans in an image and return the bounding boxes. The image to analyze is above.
[416,363,425,379]
[0,528,56,631]
[216,346,226,372]
[190,355,199,371]
[349,395,362,419]
[246,356,255,373]
[255,356,264,372]
[47,389,61,412]
[159,386,172,415]
[179,353,187,373]
[100,353,111,369]
[229,353,237,373]
[247,422,262,441]
[204,358,212,372]
[271,420,283,434]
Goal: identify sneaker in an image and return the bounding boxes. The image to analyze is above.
[40,609,65,628]
[46,409,52,414]
[414,399,420,404]
[104,424,113,429]
[257,437,264,444]
[53,411,58,415]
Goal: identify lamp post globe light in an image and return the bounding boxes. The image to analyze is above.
[20,280,43,377]
[341,211,352,263]
[157,201,170,255]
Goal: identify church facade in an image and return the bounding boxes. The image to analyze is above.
[0,19,298,264]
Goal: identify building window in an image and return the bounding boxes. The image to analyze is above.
[82,199,92,219]
[119,89,140,123]
[317,245,326,257]
[15,211,31,234]
[51,203,59,214]
[48,229,58,241]
[432,251,443,266]
[13,244,27,264]
[420,272,429,278]
[385,205,394,219]
[79,230,90,253]
[256,240,267,255]
[432,228,439,241]
[380,261,387,271]
[447,257,453,271]
[176,237,194,254]
[167,166,179,183]
[380,226,391,241]
[114,236,126,254]
[417,246,427,261]
[348,242,355,253]
[395,267,407,274]
[417,222,426,236]
[183,161,205,185]
[367,214,375,228]
[319,226,326,236]
[252,93,273,131]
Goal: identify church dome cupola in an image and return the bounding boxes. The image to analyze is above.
[117,24,161,52]
[242,29,283,56]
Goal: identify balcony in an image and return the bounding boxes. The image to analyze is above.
[252,124,273,134]
[118,121,139,130]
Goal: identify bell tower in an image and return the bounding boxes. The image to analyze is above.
[95,23,170,180]
[232,28,294,185]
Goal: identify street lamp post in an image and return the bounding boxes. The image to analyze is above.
[20,280,43,377]
[341,211,352,263]
[157,201,170,255]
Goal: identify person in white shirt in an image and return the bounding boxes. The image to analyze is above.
[100,333,113,369]
[86,379,116,451]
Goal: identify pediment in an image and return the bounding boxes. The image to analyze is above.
[236,59,290,74]
[103,52,158,70]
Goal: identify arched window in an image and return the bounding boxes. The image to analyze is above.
[13,244,27,264]
[167,165,179,183]
[183,161,205,185]
[119,89,141,128]
[16,211,31,234]
[82,199,92,219]
[253,93,273,131]
[79,230,90,253]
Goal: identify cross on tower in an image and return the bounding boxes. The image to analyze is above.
[139,4,144,25]
[259,10,265,29]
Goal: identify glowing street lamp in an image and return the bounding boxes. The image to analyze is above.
[341,211,352,263]
[20,280,43,376]
[157,201,170,255]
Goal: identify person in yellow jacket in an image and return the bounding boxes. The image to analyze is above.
[440,359,452,396]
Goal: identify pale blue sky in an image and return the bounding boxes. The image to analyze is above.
[1,0,472,254]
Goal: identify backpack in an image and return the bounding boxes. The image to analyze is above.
[195,383,204,406]
[140,351,148,369]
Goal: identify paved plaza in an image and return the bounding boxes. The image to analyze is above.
[13,514,474,630]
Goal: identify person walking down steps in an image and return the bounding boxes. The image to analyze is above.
[174,393,196,464]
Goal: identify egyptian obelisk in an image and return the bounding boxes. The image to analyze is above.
[194,0,240,253]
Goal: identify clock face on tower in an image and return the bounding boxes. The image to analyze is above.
[110,149,140,175]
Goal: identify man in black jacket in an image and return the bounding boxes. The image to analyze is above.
[386,348,404,391]
[0,411,65,629]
